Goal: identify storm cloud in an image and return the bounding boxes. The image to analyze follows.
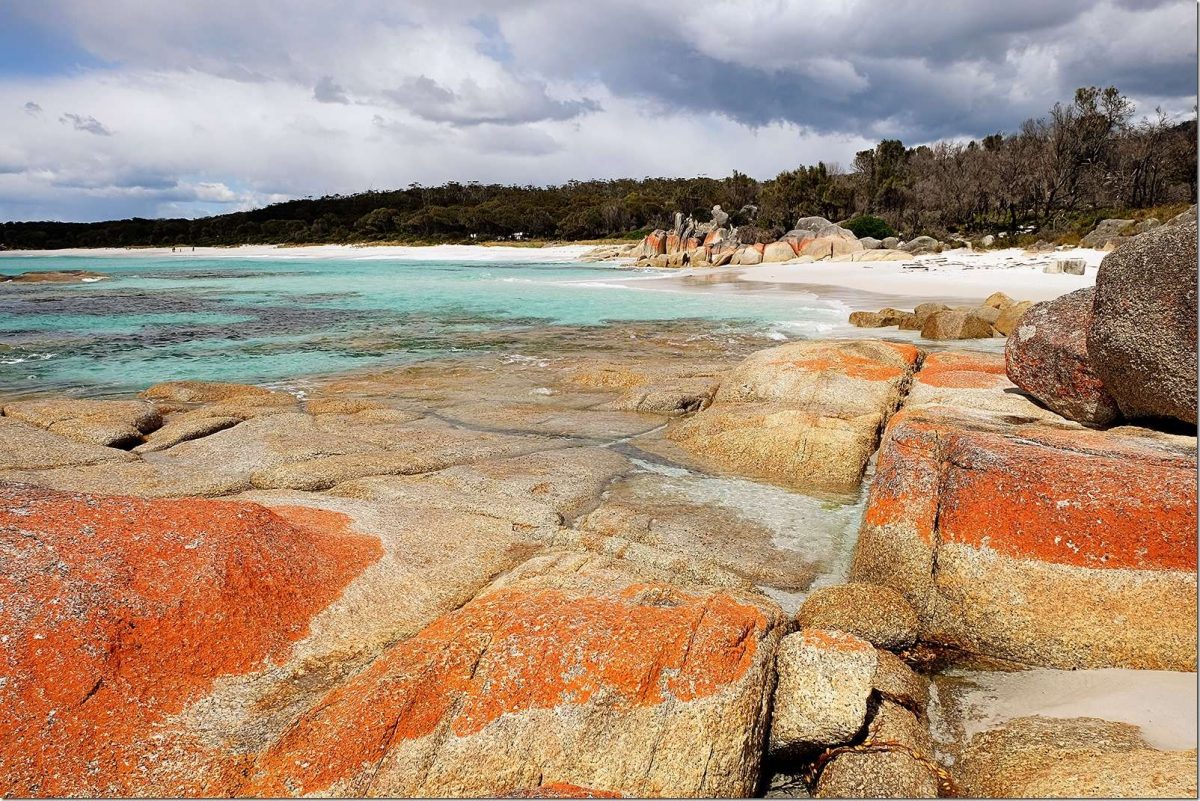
[0,0,1195,221]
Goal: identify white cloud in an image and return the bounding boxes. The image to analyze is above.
[0,0,1194,221]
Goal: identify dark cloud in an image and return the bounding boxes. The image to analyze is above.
[23,101,41,115]
[59,112,111,135]
[313,75,349,104]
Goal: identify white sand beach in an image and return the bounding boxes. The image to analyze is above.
[735,246,1101,303]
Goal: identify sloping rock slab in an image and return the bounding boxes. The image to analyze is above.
[850,406,1197,669]
[243,551,786,798]
[666,340,919,491]
[2,398,162,448]
[0,484,381,797]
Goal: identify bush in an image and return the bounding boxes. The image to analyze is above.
[843,215,896,239]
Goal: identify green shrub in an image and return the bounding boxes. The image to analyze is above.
[843,215,896,239]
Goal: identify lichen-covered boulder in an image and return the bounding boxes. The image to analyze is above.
[1087,221,1198,425]
[850,405,1197,670]
[244,552,786,797]
[1005,288,1120,425]
[0,484,382,796]
[666,340,920,491]
[769,629,877,757]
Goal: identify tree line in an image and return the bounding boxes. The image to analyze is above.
[2,86,1194,250]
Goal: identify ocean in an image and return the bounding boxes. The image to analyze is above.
[0,251,848,397]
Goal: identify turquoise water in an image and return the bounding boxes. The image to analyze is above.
[0,253,846,397]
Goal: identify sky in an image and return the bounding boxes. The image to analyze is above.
[1,0,1196,222]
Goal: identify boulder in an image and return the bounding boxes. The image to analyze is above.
[666,341,920,491]
[912,302,949,324]
[1057,258,1086,275]
[1005,288,1120,425]
[859,236,882,250]
[1134,217,1161,234]
[971,305,1001,325]
[245,551,787,797]
[2,398,162,448]
[710,204,729,227]
[850,404,1197,669]
[711,250,734,267]
[0,484,383,796]
[993,300,1033,336]
[1165,205,1196,227]
[900,236,939,255]
[769,629,877,756]
[794,216,834,231]
[762,241,797,263]
[1087,221,1198,424]
[981,234,995,247]
[871,650,929,714]
[982,291,1015,309]
[814,700,939,798]
[956,716,1197,798]
[904,351,1060,420]
[795,582,919,650]
[897,313,920,330]
[848,311,887,328]
[881,236,900,250]
[734,246,762,266]
[1081,219,1135,249]
[920,310,994,340]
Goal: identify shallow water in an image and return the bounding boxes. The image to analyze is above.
[0,254,849,397]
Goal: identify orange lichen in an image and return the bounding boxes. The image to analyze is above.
[246,583,768,796]
[800,628,874,653]
[862,410,1197,571]
[768,342,919,383]
[0,484,381,796]
[501,782,623,798]
[914,351,1010,389]
[939,429,1197,571]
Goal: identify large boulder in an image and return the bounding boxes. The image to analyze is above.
[920,309,994,340]
[994,300,1034,336]
[762,241,797,263]
[850,404,1197,670]
[900,235,939,255]
[1005,288,1120,426]
[1081,218,1135,249]
[1087,221,1198,425]
[666,340,920,492]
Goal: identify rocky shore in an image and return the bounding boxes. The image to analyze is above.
[1,226,1195,797]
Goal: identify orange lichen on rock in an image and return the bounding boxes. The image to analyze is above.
[500,782,622,798]
[0,483,381,796]
[914,351,1009,389]
[246,583,767,796]
[938,426,1197,571]
[767,341,920,382]
[800,628,877,654]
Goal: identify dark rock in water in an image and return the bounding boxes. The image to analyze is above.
[3,269,109,283]
[1005,288,1120,426]
[1087,221,1197,425]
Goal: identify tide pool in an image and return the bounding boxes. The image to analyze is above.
[0,253,846,397]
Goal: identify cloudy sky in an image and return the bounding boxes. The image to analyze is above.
[1,0,1195,222]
